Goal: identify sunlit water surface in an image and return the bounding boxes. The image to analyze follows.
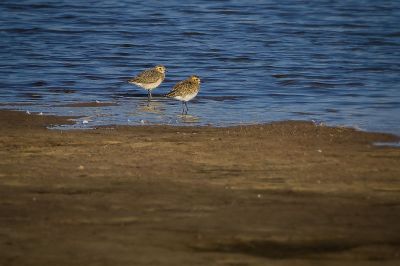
[1,0,399,134]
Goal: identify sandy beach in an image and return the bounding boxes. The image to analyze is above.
[0,110,399,265]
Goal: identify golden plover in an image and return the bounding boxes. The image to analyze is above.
[166,75,201,115]
[128,65,166,101]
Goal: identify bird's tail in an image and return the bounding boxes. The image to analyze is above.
[127,77,138,84]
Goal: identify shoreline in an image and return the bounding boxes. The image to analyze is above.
[1,102,399,136]
[1,110,399,265]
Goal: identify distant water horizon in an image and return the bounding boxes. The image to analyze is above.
[1,0,399,134]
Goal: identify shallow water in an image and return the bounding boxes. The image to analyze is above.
[373,141,400,148]
[1,0,399,134]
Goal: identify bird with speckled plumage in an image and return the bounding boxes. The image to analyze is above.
[166,75,201,115]
[128,65,166,101]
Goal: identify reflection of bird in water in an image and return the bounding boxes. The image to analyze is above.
[128,65,166,102]
[137,101,164,114]
[166,75,200,115]
[179,114,200,123]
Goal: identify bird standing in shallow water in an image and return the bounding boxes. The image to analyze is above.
[166,75,201,115]
[128,65,166,102]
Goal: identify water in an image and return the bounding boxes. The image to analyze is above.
[374,142,400,147]
[1,0,399,134]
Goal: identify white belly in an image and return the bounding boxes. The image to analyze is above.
[133,79,162,90]
[174,91,198,102]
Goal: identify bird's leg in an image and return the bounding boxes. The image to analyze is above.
[181,102,185,115]
[184,102,188,115]
[146,90,151,106]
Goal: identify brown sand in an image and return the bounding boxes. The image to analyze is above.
[0,110,399,265]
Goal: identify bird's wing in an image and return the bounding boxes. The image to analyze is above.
[166,80,198,97]
[165,80,187,97]
[130,69,162,84]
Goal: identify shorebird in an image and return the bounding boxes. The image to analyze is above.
[128,65,166,101]
[166,75,201,115]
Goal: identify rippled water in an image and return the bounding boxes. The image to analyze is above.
[1,0,399,134]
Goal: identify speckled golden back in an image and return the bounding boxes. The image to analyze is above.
[166,75,201,97]
[129,65,165,84]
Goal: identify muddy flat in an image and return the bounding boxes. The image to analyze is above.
[0,110,399,265]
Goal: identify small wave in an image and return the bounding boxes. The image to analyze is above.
[292,111,316,116]
[2,27,42,33]
[120,43,136,48]
[309,82,336,89]
[197,96,243,102]
[4,3,54,10]
[31,81,48,87]
[48,88,76,94]
[344,82,364,87]
[272,74,301,79]
[278,80,299,86]
[385,32,400,37]
[325,108,339,113]
[81,75,107,80]
[20,93,42,99]
[182,32,207,36]
[215,56,253,63]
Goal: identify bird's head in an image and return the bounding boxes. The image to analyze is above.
[155,65,166,74]
[190,75,201,84]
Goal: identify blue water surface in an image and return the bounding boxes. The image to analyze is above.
[1,0,399,134]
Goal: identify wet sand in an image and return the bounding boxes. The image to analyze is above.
[0,110,399,265]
